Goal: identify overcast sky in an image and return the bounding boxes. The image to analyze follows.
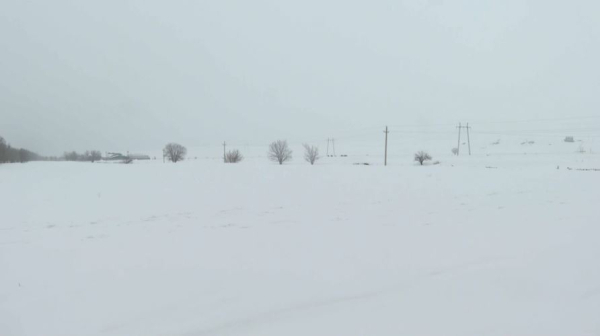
[1,0,599,155]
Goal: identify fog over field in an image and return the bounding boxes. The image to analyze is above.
[1,1,600,336]
[1,0,600,154]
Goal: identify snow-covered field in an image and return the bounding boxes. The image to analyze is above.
[1,139,600,336]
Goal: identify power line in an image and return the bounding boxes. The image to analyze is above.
[472,131,600,138]
[471,115,600,125]
[386,115,600,128]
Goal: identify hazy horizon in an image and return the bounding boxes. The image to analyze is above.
[2,0,600,156]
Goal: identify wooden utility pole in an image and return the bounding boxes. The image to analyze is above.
[466,123,471,155]
[384,126,389,166]
[332,139,336,157]
[223,141,226,163]
[457,123,462,156]
[456,123,472,156]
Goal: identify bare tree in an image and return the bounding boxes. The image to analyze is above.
[80,150,102,162]
[225,149,243,163]
[90,150,102,162]
[303,144,320,165]
[414,151,432,165]
[163,143,187,163]
[268,140,292,165]
[64,151,80,161]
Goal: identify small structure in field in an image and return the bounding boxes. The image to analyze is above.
[129,154,151,160]
[103,152,133,164]
[105,152,128,161]
[564,136,574,143]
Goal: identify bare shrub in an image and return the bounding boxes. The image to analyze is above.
[268,140,292,165]
[163,143,187,163]
[414,151,432,165]
[225,149,243,163]
[451,148,458,156]
[303,144,320,165]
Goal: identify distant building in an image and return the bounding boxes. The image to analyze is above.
[564,136,574,143]
[105,152,128,160]
[129,154,151,160]
[104,152,150,161]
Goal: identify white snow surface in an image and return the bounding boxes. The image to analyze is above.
[1,142,600,336]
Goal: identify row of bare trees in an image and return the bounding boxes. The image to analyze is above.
[162,141,320,165]
[162,140,433,166]
[0,136,43,163]
[3,136,430,166]
[268,140,320,165]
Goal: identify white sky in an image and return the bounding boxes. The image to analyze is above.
[1,0,599,155]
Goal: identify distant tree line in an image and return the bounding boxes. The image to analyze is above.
[0,135,106,164]
[0,135,43,163]
[63,150,103,162]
